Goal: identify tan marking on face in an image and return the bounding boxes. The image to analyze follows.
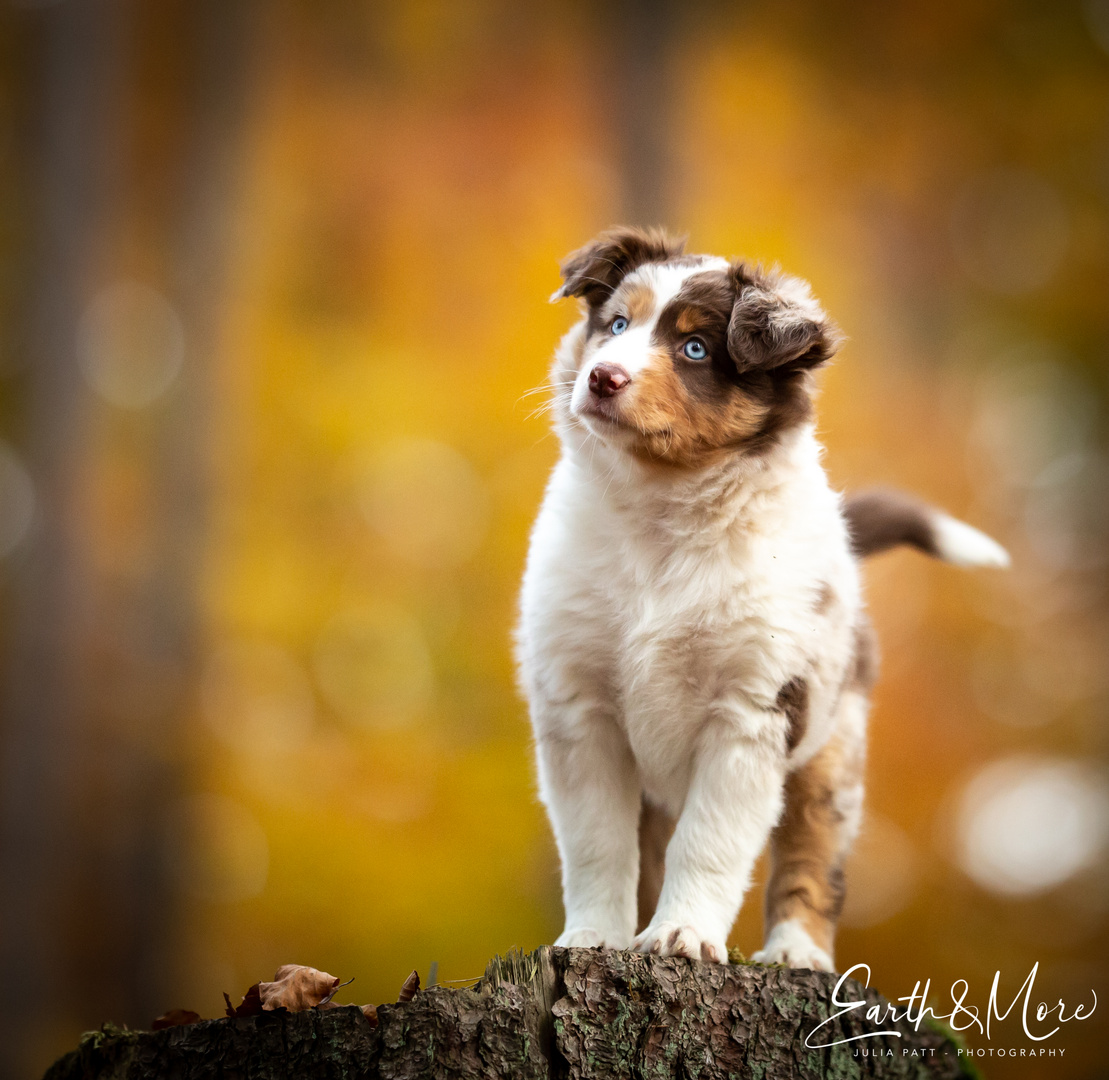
[764,725,864,955]
[614,349,772,468]
[558,257,829,464]
[621,350,682,434]
[621,281,657,324]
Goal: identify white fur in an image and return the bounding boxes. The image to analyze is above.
[750,917,833,971]
[518,273,862,960]
[931,513,1011,568]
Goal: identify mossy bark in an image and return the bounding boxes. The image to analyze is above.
[44,947,975,1080]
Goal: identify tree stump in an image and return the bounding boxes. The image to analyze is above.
[44,947,975,1079]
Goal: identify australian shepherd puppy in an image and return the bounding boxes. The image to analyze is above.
[517,227,1008,970]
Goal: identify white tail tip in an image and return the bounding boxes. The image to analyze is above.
[932,514,1010,568]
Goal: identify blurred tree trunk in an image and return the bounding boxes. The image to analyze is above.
[607,0,679,226]
[0,2,258,1076]
[77,0,262,1032]
[0,2,126,1076]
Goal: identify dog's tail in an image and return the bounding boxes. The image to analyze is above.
[844,488,1010,567]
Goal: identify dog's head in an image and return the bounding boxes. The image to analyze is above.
[550,227,842,468]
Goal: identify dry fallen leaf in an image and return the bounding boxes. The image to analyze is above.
[152,1009,201,1030]
[224,965,344,1017]
[223,964,359,1021]
[362,1003,378,1026]
[397,970,419,1003]
[224,984,262,1020]
[259,964,342,1011]
[223,983,263,1018]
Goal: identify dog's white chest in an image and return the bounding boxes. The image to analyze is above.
[530,477,807,806]
[519,424,860,808]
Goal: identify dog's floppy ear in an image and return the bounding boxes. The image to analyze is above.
[726,263,843,373]
[552,227,686,306]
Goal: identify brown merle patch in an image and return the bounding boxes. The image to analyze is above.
[765,730,861,956]
[618,267,836,467]
[555,226,685,309]
[826,863,847,921]
[727,263,842,372]
[813,582,836,615]
[776,676,810,754]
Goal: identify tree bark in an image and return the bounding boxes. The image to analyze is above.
[43,947,974,1080]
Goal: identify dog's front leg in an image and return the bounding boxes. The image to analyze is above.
[633,712,785,963]
[535,707,640,950]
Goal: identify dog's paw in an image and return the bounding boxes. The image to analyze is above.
[555,927,629,949]
[632,921,727,963]
[752,919,834,972]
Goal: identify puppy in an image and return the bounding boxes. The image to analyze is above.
[516,227,1008,969]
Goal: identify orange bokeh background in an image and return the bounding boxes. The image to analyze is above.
[0,2,1106,1077]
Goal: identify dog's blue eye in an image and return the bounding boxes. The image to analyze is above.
[683,338,707,360]
[611,317,628,335]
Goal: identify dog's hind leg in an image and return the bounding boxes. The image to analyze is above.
[753,687,868,972]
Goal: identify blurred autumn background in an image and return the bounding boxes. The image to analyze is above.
[0,0,1107,1077]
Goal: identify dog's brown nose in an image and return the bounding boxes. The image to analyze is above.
[588,363,630,398]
